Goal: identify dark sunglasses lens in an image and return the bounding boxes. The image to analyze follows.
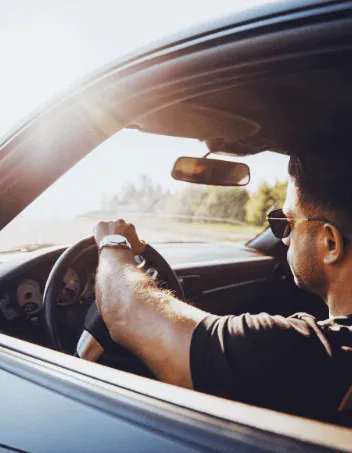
[268,209,291,239]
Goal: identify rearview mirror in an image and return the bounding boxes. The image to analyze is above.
[171,157,250,186]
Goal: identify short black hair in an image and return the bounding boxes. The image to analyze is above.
[288,150,352,226]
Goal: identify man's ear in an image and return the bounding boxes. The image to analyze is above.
[322,224,345,264]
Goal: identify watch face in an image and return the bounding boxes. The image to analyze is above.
[106,234,128,244]
[100,234,131,250]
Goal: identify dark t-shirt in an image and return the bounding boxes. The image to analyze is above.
[190,312,352,424]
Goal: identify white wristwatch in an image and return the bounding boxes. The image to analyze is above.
[98,234,131,254]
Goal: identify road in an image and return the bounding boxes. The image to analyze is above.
[0,215,256,264]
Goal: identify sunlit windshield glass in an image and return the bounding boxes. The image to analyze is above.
[0,130,288,253]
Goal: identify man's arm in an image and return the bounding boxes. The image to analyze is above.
[94,220,208,388]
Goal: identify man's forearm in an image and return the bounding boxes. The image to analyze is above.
[96,248,208,388]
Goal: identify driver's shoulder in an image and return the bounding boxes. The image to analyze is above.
[233,311,332,353]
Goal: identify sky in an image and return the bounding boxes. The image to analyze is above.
[0,0,277,135]
[0,0,288,223]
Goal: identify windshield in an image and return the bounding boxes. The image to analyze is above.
[0,130,289,253]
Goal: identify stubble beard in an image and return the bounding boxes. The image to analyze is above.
[291,255,325,297]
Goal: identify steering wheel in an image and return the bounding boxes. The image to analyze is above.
[43,236,185,361]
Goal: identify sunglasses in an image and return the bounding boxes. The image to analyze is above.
[266,208,350,245]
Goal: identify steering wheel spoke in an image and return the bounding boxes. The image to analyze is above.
[135,254,159,280]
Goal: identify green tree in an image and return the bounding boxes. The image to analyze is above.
[245,180,288,226]
[166,185,249,223]
[166,185,208,219]
[271,180,288,207]
[102,175,168,212]
[119,183,138,205]
[196,187,249,222]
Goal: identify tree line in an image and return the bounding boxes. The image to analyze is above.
[101,174,287,227]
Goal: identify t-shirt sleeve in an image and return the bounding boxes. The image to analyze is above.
[190,312,330,401]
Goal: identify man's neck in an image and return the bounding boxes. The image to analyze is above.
[327,291,352,318]
[325,259,352,317]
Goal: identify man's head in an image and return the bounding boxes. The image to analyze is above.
[282,151,352,305]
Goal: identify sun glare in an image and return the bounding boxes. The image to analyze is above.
[1,18,87,133]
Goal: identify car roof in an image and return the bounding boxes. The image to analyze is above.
[107,0,342,68]
[0,0,339,147]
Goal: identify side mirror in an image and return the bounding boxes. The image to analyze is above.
[171,157,250,186]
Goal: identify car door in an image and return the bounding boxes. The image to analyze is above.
[0,333,350,453]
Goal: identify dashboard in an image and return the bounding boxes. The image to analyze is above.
[0,265,95,321]
[0,263,96,322]
[0,241,269,351]
[0,246,99,349]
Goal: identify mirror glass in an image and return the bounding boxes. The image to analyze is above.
[171,157,250,186]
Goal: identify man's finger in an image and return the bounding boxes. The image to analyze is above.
[93,219,146,254]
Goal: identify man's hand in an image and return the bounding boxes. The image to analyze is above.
[94,219,146,255]
[93,218,148,338]
[93,218,208,389]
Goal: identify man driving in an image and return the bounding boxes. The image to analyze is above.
[93,151,352,424]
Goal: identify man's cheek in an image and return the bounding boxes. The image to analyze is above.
[286,244,291,265]
[286,245,295,274]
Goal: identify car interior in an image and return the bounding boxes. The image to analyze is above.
[0,48,351,429]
